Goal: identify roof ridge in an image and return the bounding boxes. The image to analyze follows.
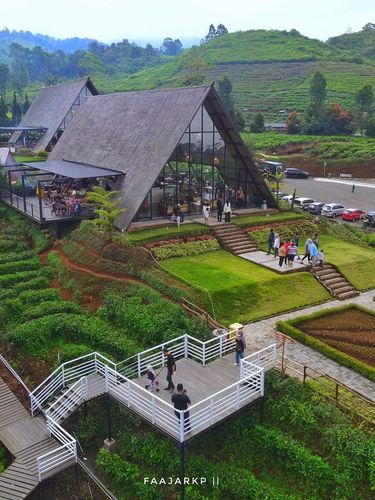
[89,83,213,98]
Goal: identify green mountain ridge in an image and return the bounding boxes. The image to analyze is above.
[6,27,375,122]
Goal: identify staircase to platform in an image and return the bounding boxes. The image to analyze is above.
[212,223,258,255]
[311,263,359,300]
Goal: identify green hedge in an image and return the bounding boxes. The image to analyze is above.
[0,257,41,276]
[276,305,375,382]
[127,224,211,245]
[152,239,220,260]
[23,301,82,321]
[0,239,28,252]
[249,220,319,247]
[6,313,139,358]
[0,268,50,288]
[235,212,310,228]
[0,277,50,300]
[17,288,60,304]
[0,250,35,264]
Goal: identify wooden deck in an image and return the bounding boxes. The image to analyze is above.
[0,378,70,499]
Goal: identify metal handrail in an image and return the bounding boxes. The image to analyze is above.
[0,354,31,394]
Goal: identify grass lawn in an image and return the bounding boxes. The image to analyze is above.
[320,235,375,290]
[14,156,46,163]
[233,211,309,227]
[162,250,330,325]
[126,222,208,243]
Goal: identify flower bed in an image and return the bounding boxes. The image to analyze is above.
[247,220,319,246]
[151,238,220,260]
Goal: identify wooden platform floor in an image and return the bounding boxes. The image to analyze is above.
[121,353,262,441]
[0,377,65,499]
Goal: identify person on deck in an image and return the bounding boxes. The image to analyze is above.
[309,241,319,267]
[163,347,176,393]
[172,384,191,433]
[202,203,210,224]
[273,232,280,258]
[301,238,312,263]
[234,329,246,366]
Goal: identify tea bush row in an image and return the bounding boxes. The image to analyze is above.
[0,250,35,264]
[0,267,51,287]
[152,239,220,260]
[0,257,41,276]
[0,276,50,300]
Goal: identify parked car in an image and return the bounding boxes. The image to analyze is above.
[281,194,293,204]
[363,211,375,228]
[284,168,309,179]
[321,203,346,218]
[294,197,314,209]
[308,202,325,215]
[341,208,367,222]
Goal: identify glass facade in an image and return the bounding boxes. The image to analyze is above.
[135,104,263,220]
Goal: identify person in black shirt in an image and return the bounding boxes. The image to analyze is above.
[163,347,176,393]
[171,383,191,433]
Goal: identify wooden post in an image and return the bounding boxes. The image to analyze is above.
[21,174,26,213]
[37,180,43,222]
[179,441,185,500]
[303,365,307,384]
[335,384,339,406]
[7,169,13,204]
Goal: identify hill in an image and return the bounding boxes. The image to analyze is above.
[328,24,375,61]
[0,27,97,62]
[93,29,375,121]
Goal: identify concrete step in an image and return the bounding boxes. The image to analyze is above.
[222,236,251,244]
[315,268,337,278]
[336,290,360,300]
[234,247,258,254]
[333,285,355,294]
[324,277,346,286]
[329,281,352,291]
[319,272,341,281]
[228,242,257,250]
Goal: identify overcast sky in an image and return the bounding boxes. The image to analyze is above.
[2,0,375,43]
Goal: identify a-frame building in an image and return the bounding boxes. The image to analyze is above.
[9,78,98,152]
[47,84,276,229]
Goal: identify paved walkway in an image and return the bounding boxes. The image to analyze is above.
[240,250,310,274]
[244,290,375,401]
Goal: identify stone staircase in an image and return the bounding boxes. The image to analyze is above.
[212,223,258,255]
[312,263,359,300]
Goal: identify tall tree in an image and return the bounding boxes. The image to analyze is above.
[0,63,9,97]
[216,24,228,36]
[22,94,31,115]
[285,111,302,134]
[354,84,373,133]
[0,96,8,126]
[250,113,265,133]
[11,92,22,126]
[160,38,183,56]
[325,102,354,135]
[205,24,217,42]
[303,70,327,134]
[216,76,234,114]
[178,48,211,86]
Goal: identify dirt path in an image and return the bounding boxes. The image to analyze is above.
[54,247,144,285]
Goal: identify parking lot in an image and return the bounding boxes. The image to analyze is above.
[283,177,375,213]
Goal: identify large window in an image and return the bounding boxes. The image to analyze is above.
[136,104,263,220]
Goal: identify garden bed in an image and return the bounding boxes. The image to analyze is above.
[277,305,375,382]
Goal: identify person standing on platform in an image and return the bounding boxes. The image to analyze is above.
[234,329,246,366]
[273,232,280,258]
[294,233,301,260]
[202,203,210,224]
[309,240,319,268]
[163,347,176,393]
[217,197,224,222]
[172,384,191,433]
[352,184,355,193]
[267,228,275,255]
[224,201,232,222]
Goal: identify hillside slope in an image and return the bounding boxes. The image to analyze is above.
[328,25,375,61]
[94,30,375,121]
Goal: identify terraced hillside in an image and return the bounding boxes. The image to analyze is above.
[92,30,375,121]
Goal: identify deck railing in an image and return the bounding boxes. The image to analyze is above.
[116,332,237,378]
[37,418,77,482]
[0,188,40,221]
[0,353,31,395]
[30,337,276,450]
[30,352,116,415]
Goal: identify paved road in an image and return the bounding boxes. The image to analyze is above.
[283,177,375,213]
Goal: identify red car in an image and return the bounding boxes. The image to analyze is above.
[341,208,366,222]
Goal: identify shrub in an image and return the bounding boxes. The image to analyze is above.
[0,250,35,264]
[0,268,50,288]
[0,276,50,300]
[58,344,94,364]
[23,300,82,321]
[152,239,220,260]
[247,220,319,247]
[0,239,27,252]
[17,288,60,305]
[0,257,41,276]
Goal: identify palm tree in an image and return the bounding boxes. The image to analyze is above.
[86,186,126,256]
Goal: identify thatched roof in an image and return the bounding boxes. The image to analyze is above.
[10,78,98,152]
[49,84,275,229]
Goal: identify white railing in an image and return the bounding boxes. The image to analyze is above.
[0,354,31,395]
[37,418,77,482]
[241,344,277,376]
[117,332,237,377]
[45,377,87,423]
[30,352,116,415]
